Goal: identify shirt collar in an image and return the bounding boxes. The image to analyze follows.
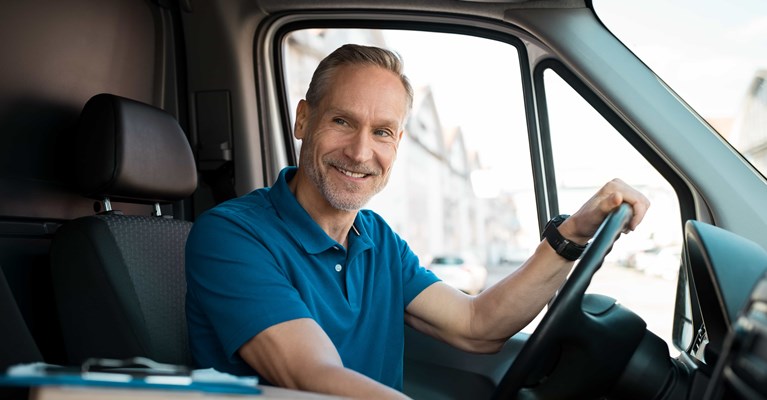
[347,213,375,259]
[268,167,372,255]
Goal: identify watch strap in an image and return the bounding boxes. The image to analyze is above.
[542,214,586,261]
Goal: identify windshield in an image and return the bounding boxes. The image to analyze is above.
[593,0,767,177]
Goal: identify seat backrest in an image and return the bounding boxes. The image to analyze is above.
[50,94,197,366]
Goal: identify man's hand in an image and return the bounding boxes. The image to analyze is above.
[557,178,650,245]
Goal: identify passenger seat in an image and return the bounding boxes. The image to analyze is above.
[50,94,197,366]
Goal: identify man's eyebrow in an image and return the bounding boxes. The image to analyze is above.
[325,107,349,117]
[326,108,402,129]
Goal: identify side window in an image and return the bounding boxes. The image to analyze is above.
[282,30,685,348]
[543,68,684,349]
[283,29,539,297]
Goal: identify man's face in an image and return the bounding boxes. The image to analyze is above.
[294,65,407,211]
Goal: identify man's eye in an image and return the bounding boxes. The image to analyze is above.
[333,118,347,126]
[374,129,392,137]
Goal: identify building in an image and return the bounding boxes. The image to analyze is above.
[730,69,767,172]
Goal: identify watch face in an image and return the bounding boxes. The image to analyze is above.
[543,215,567,238]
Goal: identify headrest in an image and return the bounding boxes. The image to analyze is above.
[75,94,197,204]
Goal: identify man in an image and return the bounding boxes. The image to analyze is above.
[185,44,650,399]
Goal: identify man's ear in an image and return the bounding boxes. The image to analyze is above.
[396,129,405,145]
[294,100,309,140]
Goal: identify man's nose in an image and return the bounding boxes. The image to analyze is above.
[343,130,373,162]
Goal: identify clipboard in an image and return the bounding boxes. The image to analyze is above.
[0,357,261,395]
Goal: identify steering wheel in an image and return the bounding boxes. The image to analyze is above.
[492,203,636,399]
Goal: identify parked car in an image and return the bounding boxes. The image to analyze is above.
[1,0,766,399]
[427,255,488,295]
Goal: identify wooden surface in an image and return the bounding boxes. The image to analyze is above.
[31,385,346,399]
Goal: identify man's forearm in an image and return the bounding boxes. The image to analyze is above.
[288,364,409,399]
[238,319,409,399]
[406,239,573,354]
[468,239,574,345]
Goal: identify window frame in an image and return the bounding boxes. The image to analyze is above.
[255,12,698,351]
[533,59,695,224]
[260,13,694,235]
[257,12,544,211]
[533,59,698,351]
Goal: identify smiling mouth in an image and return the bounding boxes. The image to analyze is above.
[335,166,367,178]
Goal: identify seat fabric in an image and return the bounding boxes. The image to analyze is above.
[52,215,192,365]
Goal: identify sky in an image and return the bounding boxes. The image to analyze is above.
[594,0,767,119]
[383,31,525,167]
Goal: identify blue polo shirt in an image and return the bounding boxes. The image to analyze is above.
[185,167,439,389]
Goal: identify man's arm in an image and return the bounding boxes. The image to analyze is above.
[405,178,651,353]
[239,318,409,399]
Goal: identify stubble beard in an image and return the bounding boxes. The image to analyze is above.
[301,149,388,212]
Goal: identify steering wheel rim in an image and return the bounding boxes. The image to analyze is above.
[492,203,634,399]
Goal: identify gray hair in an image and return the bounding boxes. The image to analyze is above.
[305,44,414,111]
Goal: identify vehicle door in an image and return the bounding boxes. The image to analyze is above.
[180,1,767,397]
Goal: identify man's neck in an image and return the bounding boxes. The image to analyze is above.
[289,169,357,247]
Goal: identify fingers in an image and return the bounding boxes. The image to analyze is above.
[601,178,650,231]
[604,192,623,211]
[628,199,650,231]
[563,179,650,242]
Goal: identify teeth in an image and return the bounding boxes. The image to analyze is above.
[338,167,365,178]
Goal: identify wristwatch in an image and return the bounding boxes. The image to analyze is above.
[542,214,587,261]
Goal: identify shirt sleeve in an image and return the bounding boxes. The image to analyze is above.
[396,231,441,307]
[186,208,312,362]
